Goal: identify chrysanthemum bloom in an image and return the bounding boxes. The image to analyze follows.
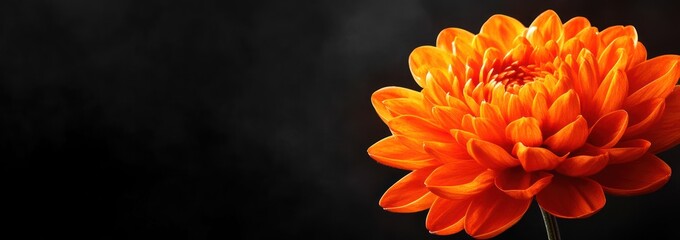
[368,10,680,239]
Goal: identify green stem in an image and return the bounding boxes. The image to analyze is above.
[540,206,561,240]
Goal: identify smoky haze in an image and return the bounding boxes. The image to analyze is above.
[1,0,679,239]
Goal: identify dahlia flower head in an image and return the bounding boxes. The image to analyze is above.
[368,10,680,239]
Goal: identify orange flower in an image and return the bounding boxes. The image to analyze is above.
[368,10,680,239]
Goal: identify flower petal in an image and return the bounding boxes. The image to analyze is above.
[627,55,680,94]
[590,154,671,196]
[515,142,567,172]
[505,117,543,147]
[556,152,609,177]
[623,98,664,137]
[467,138,519,169]
[606,139,651,164]
[597,37,633,77]
[546,90,581,134]
[436,27,474,53]
[409,46,454,88]
[426,197,472,235]
[380,167,438,213]
[480,14,525,51]
[372,87,423,124]
[495,167,553,199]
[624,55,680,107]
[368,136,439,170]
[423,70,450,106]
[464,187,532,239]
[472,116,507,146]
[426,161,494,199]
[592,69,628,117]
[640,86,680,153]
[588,110,628,148]
[383,97,429,116]
[536,175,605,218]
[544,115,589,155]
[423,141,470,163]
[527,10,562,45]
[388,115,453,143]
[563,16,591,40]
[432,106,466,130]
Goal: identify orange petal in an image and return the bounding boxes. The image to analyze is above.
[592,69,628,117]
[472,117,508,147]
[544,115,588,155]
[426,197,472,235]
[556,152,609,177]
[379,167,438,213]
[507,94,524,122]
[423,71,450,106]
[479,102,506,127]
[597,37,633,77]
[368,136,439,170]
[606,139,651,164]
[432,106,466,130]
[531,92,549,124]
[588,110,628,148]
[527,10,562,45]
[495,167,553,199]
[409,46,454,88]
[467,138,519,169]
[546,90,581,134]
[436,28,474,53]
[426,161,494,199]
[599,25,637,46]
[640,86,680,153]
[631,41,648,68]
[590,154,671,196]
[423,141,470,163]
[575,50,598,104]
[480,14,525,51]
[536,175,605,218]
[464,187,532,239]
[624,55,680,107]
[451,129,478,146]
[372,87,423,124]
[515,142,567,172]
[382,98,429,119]
[576,27,600,55]
[560,38,585,59]
[563,16,591,40]
[627,55,680,93]
[505,117,543,147]
[388,115,453,143]
[623,98,665,137]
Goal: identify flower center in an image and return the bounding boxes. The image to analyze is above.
[489,62,545,90]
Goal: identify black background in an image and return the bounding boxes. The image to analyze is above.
[2,0,680,239]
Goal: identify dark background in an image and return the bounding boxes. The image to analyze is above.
[2,0,680,239]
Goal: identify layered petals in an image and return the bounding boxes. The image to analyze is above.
[425,161,494,199]
[515,142,567,172]
[388,115,453,143]
[641,86,680,153]
[370,9,680,238]
[536,176,605,218]
[380,167,438,213]
[588,110,628,148]
[465,187,532,239]
[426,197,472,235]
[368,136,439,170]
[371,87,423,123]
[467,138,519,169]
[495,167,553,199]
[591,154,671,196]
